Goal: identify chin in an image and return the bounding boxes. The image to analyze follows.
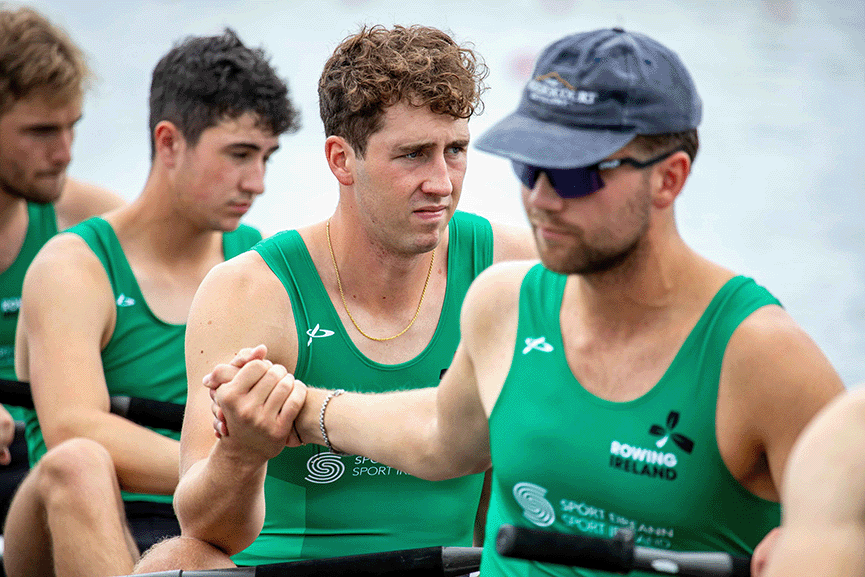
[416,231,445,254]
[212,217,242,233]
[539,259,574,275]
[22,186,63,204]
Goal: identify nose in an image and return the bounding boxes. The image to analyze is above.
[420,153,454,197]
[240,160,266,197]
[49,128,74,168]
[524,171,564,211]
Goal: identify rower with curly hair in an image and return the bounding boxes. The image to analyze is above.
[135,24,535,572]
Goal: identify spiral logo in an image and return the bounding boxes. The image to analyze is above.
[305,453,345,484]
[512,482,555,527]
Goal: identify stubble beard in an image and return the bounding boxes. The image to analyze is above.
[0,168,65,204]
[537,186,652,277]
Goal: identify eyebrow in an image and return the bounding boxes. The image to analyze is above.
[392,138,470,154]
[24,114,84,130]
[225,142,280,154]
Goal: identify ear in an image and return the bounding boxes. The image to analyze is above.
[652,151,690,209]
[325,135,355,186]
[153,121,185,168]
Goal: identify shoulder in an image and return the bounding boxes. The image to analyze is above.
[190,250,298,368]
[54,178,125,230]
[21,232,114,322]
[726,304,842,394]
[461,260,538,338]
[446,211,535,263]
[721,302,843,438]
[489,221,536,263]
[27,230,103,281]
[200,250,281,303]
[195,251,292,331]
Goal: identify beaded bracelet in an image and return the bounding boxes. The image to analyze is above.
[319,388,346,455]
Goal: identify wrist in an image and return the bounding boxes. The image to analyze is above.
[210,437,270,479]
[298,387,328,446]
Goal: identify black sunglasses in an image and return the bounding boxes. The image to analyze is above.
[512,146,687,199]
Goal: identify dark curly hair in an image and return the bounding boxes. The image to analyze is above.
[149,28,300,157]
[0,5,90,114]
[318,24,488,156]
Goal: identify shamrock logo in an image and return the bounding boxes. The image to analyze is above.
[649,411,694,454]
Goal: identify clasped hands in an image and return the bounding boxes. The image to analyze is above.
[203,344,307,462]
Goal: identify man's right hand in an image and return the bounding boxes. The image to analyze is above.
[203,345,307,462]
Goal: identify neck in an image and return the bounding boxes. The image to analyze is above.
[569,227,704,333]
[0,192,28,270]
[0,190,25,226]
[325,211,440,312]
[109,178,223,265]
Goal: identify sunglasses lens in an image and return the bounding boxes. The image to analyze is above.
[512,161,605,198]
[547,167,605,198]
[511,160,537,189]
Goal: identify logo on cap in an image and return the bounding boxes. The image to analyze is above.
[527,72,598,108]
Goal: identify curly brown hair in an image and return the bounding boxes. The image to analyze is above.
[318,24,488,156]
[0,5,90,114]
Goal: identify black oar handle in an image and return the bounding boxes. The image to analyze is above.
[133,545,481,577]
[133,567,251,577]
[0,378,185,432]
[496,524,632,573]
[496,524,751,577]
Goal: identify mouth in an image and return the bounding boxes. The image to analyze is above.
[534,222,575,241]
[227,202,252,215]
[414,206,448,219]
[36,170,66,179]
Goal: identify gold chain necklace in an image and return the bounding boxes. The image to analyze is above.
[326,219,435,342]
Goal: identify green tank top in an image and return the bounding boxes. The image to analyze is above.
[0,202,58,421]
[483,265,782,576]
[233,211,493,564]
[23,217,261,505]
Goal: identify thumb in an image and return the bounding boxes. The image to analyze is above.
[229,344,268,368]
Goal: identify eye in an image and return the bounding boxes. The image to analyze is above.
[404,150,422,159]
[28,127,59,137]
[448,145,466,155]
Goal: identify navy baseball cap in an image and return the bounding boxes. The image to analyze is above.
[475,28,702,169]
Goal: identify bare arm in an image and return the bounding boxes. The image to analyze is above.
[16,234,178,494]
[293,262,529,481]
[54,177,125,230]
[760,387,865,577]
[174,252,303,555]
[719,305,845,501]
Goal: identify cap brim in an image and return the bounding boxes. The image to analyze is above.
[474,111,636,169]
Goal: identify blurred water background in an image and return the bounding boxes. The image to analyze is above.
[31,0,865,385]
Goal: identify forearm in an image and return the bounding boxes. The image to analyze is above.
[297,386,477,481]
[42,410,179,494]
[174,441,267,555]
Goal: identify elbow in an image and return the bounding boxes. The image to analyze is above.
[173,473,262,556]
[42,419,91,451]
[411,438,483,483]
